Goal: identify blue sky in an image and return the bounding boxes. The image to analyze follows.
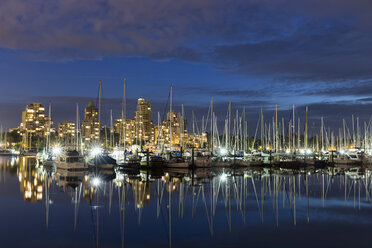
[1,0,372,132]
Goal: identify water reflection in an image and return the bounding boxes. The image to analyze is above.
[0,156,371,248]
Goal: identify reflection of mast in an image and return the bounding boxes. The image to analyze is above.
[44,173,50,229]
[293,175,296,226]
[74,184,82,231]
[169,181,172,248]
[306,173,309,223]
[118,183,126,248]
[261,177,264,223]
[96,189,100,248]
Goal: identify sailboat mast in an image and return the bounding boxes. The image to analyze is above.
[275,104,278,152]
[123,77,127,160]
[305,106,308,150]
[110,109,113,147]
[210,97,213,152]
[228,101,231,151]
[76,103,79,151]
[170,86,173,152]
[99,80,102,125]
[47,102,51,151]
[292,104,295,152]
[181,104,184,150]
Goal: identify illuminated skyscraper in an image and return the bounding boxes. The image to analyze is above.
[81,100,100,143]
[19,103,52,139]
[114,118,136,145]
[135,98,154,143]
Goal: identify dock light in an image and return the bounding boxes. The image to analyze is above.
[220,148,228,156]
[220,173,227,182]
[340,150,345,155]
[91,147,102,156]
[52,146,62,156]
[285,149,290,154]
[306,149,312,155]
[300,149,305,155]
[92,177,101,187]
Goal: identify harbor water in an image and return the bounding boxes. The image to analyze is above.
[0,156,371,248]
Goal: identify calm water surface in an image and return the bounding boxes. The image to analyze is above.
[0,156,371,248]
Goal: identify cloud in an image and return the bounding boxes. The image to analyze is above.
[303,81,372,97]
[2,0,372,131]
[1,0,372,82]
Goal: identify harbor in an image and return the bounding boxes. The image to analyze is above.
[1,0,372,247]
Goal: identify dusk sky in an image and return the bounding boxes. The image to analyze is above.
[1,0,372,131]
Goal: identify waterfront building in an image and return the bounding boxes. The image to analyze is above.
[134,98,154,143]
[19,103,52,137]
[154,110,187,147]
[58,121,75,138]
[81,101,100,143]
[58,121,76,146]
[114,118,136,145]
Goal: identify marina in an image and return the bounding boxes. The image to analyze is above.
[1,0,372,247]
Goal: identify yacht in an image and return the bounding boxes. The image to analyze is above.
[87,154,116,170]
[140,155,165,167]
[20,149,38,157]
[0,149,17,156]
[165,156,189,168]
[55,150,87,171]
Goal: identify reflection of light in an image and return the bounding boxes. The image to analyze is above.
[220,148,228,156]
[300,149,305,155]
[220,173,227,182]
[306,149,312,155]
[92,177,101,187]
[52,146,62,155]
[91,147,102,156]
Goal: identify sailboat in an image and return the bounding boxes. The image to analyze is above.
[0,128,17,156]
[164,86,189,169]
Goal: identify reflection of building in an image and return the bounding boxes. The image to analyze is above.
[81,101,100,143]
[162,173,182,193]
[18,103,52,144]
[129,179,151,208]
[135,98,154,143]
[18,157,44,202]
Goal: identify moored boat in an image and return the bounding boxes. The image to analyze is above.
[55,150,88,171]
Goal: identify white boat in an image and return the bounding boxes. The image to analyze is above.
[334,153,361,165]
[55,150,88,171]
[20,150,38,157]
[0,149,17,156]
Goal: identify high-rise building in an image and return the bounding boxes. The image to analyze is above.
[58,121,75,139]
[19,103,52,137]
[81,100,100,143]
[154,110,186,146]
[134,98,154,142]
[114,118,136,145]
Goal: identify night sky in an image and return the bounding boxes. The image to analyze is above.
[1,0,372,132]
